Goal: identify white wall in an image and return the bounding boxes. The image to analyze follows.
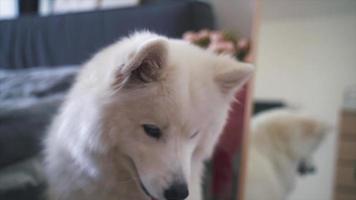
[255,0,356,200]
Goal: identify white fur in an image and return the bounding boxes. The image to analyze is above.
[244,109,329,200]
[44,32,253,200]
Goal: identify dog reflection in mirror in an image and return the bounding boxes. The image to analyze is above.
[245,109,329,200]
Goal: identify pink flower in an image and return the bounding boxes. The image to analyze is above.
[208,41,236,55]
[209,31,224,43]
[182,30,251,60]
[183,31,199,42]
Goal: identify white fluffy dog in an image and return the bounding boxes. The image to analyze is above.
[44,32,253,200]
[244,109,329,200]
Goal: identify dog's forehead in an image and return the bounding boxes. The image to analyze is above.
[110,79,221,135]
[156,40,231,126]
[106,38,233,132]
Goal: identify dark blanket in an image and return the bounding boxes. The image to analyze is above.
[0,66,78,168]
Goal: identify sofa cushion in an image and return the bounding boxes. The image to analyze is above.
[0,156,45,200]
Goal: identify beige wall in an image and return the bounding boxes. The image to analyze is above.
[255,0,356,200]
[208,0,256,37]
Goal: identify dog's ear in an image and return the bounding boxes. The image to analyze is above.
[215,62,254,94]
[115,38,168,87]
[300,117,330,139]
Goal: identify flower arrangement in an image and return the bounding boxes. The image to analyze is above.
[183,29,251,61]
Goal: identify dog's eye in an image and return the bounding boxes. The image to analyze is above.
[142,124,161,139]
[190,131,199,139]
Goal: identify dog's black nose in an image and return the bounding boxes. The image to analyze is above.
[164,182,189,200]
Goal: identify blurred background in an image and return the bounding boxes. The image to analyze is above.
[0,1,355,200]
[255,1,356,200]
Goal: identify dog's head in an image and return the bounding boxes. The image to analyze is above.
[82,32,253,200]
[252,109,329,173]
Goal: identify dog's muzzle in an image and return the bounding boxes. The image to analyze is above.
[127,156,189,200]
[139,179,155,199]
[127,156,157,199]
[164,182,189,200]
